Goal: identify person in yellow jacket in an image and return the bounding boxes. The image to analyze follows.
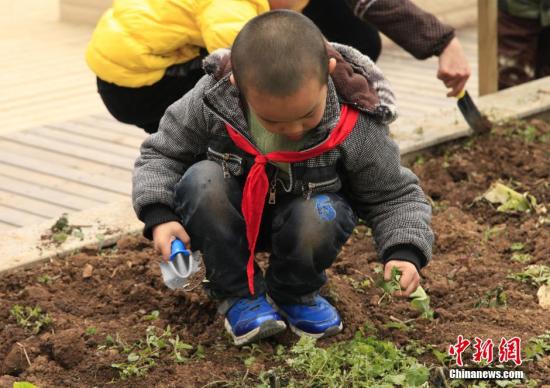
[86,0,306,134]
[87,0,471,134]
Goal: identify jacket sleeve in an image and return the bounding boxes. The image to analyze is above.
[342,116,434,268]
[197,0,270,53]
[345,0,455,59]
[132,76,211,238]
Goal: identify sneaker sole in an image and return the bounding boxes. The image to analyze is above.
[224,318,287,346]
[267,295,343,339]
[287,320,343,339]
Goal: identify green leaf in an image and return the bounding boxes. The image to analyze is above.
[511,253,532,263]
[482,182,535,213]
[510,242,525,251]
[127,353,140,362]
[14,383,39,388]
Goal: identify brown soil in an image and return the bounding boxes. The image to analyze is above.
[1,118,549,387]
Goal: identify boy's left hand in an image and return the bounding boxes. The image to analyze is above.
[384,260,420,297]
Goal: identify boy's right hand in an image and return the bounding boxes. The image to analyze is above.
[152,221,191,262]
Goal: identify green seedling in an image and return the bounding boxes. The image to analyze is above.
[403,340,428,357]
[507,265,550,287]
[348,276,372,293]
[85,327,97,336]
[414,155,425,166]
[429,345,453,366]
[409,286,435,319]
[523,331,550,361]
[49,214,84,244]
[474,285,507,308]
[510,242,525,251]
[37,274,52,284]
[376,266,401,304]
[284,332,429,387]
[511,252,533,263]
[482,225,504,243]
[103,325,193,380]
[10,305,53,334]
[382,321,412,332]
[143,310,160,321]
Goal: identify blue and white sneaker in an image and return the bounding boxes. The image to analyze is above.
[271,294,343,338]
[224,295,287,346]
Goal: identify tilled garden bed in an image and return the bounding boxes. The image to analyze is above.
[1,118,549,387]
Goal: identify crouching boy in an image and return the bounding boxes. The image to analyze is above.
[133,10,433,345]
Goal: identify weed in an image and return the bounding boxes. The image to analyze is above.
[474,285,507,308]
[510,242,525,251]
[49,214,85,244]
[523,331,550,361]
[429,345,452,366]
[409,286,435,319]
[403,340,428,356]
[143,310,160,321]
[511,253,533,263]
[85,327,97,336]
[507,265,550,287]
[282,332,429,387]
[482,226,504,243]
[101,326,193,380]
[375,266,401,304]
[383,321,412,332]
[10,305,53,334]
[414,155,426,166]
[348,276,372,293]
[37,274,52,284]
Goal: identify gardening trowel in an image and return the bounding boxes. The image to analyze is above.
[159,239,201,290]
[456,89,492,134]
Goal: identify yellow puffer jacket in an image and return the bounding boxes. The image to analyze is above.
[86,0,276,88]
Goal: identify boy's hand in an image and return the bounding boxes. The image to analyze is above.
[152,221,191,262]
[384,260,420,297]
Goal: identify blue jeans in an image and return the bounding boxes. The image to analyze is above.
[173,161,356,305]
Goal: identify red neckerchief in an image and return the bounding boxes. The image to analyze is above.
[225,104,359,295]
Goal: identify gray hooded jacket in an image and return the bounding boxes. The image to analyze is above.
[132,43,433,269]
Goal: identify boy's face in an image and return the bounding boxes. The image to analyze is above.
[245,76,328,141]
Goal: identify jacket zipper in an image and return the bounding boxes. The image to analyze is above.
[304,176,339,200]
[207,147,243,177]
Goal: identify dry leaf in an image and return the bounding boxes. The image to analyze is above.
[537,285,550,309]
[82,264,94,278]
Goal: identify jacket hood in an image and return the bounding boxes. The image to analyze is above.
[202,42,397,124]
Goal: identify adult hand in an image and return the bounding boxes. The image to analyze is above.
[384,260,420,297]
[152,221,191,262]
[437,37,471,97]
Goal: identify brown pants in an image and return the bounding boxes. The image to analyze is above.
[498,10,550,89]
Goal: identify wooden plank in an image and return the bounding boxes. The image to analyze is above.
[478,0,498,95]
[0,140,127,177]
[1,86,100,111]
[0,150,131,195]
[80,115,149,139]
[0,164,128,203]
[28,126,139,158]
[0,190,73,219]
[47,121,145,149]
[0,205,47,227]
[2,132,134,171]
[0,175,102,210]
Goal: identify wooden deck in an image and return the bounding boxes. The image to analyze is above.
[0,1,479,230]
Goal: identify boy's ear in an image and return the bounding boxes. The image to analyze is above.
[229,73,236,85]
[328,57,337,75]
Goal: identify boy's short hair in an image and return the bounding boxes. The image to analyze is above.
[231,10,329,97]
